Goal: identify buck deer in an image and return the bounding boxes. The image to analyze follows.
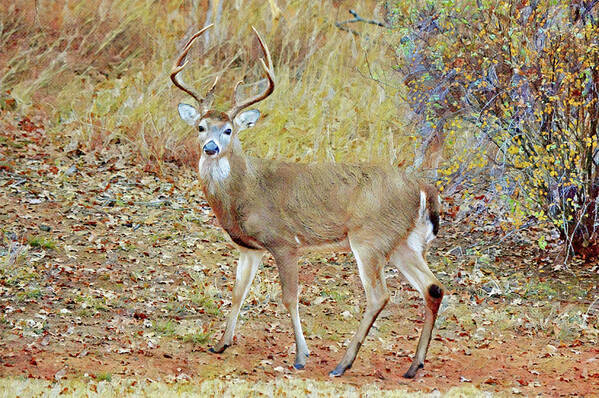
[171,25,445,379]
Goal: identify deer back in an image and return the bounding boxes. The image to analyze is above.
[205,154,429,256]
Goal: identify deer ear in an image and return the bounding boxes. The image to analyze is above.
[234,109,261,130]
[178,103,201,126]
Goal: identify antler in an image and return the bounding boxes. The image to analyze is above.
[227,27,275,119]
[171,24,218,113]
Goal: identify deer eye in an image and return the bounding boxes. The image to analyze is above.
[198,125,205,132]
[223,128,232,135]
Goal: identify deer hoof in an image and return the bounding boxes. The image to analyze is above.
[329,365,346,377]
[403,362,423,378]
[293,351,309,370]
[208,344,229,354]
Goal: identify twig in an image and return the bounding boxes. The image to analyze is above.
[7,242,24,267]
[335,9,391,35]
[586,297,599,316]
[496,218,537,244]
[359,50,402,92]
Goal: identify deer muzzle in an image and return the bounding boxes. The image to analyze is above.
[203,140,219,156]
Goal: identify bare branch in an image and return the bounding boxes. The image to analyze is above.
[335,9,391,35]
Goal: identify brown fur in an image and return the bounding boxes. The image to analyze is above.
[202,110,230,121]
[203,149,431,258]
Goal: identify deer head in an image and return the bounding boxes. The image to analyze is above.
[171,25,275,163]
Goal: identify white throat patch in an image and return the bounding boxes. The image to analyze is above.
[199,157,231,193]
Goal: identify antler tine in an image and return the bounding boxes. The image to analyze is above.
[232,79,244,103]
[170,24,214,106]
[203,53,240,109]
[227,27,275,119]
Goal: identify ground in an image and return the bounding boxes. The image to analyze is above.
[1,115,598,396]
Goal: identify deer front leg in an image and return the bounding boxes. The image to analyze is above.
[330,240,389,377]
[209,248,264,353]
[390,243,444,378]
[272,250,310,370]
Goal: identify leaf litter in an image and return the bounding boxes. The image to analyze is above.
[0,115,598,395]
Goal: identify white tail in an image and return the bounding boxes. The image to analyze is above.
[171,26,445,379]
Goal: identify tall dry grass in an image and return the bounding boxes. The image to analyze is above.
[1,0,410,170]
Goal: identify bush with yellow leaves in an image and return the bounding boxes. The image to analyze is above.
[393,0,599,260]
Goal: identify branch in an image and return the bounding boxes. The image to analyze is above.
[335,9,391,35]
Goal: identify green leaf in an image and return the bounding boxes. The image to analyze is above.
[537,235,548,250]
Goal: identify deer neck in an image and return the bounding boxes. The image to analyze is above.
[199,150,256,240]
[199,149,249,201]
[199,155,232,185]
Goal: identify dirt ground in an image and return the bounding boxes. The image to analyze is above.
[1,115,598,396]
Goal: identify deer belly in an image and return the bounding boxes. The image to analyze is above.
[300,238,351,254]
[289,217,351,252]
[226,230,264,250]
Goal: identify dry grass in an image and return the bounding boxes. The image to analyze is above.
[0,376,486,397]
[1,0,409,171]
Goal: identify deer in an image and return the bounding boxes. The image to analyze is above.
[171,25,445,379]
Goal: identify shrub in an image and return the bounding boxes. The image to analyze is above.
[393,0,599,260]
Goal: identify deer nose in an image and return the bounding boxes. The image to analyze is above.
[203,141,219,156]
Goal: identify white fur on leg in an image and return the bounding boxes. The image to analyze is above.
[223,248,264,343]
[419,190,427,220]
[407,190,436,253]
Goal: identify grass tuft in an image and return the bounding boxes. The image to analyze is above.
[153,319,177,336]
[27,236,56,250]
[96,372,112,382]
[181,330,213,345]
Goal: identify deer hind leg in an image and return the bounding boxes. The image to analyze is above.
[330,240,389,377]
[390,243,444,378]
[210,248,264,353]
[272,250,310,370]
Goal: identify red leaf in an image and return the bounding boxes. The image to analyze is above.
[133,312,148,320]
[484,377,499,385]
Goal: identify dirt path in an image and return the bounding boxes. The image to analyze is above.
[1,116,598,395]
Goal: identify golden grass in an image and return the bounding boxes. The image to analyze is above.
[1,0,411,170]
[0,376,487,397]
